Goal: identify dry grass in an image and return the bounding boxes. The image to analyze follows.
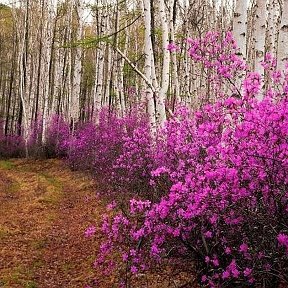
[0,159,195,288]
[0,159,103,288]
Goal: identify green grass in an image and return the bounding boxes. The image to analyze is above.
[0,265,38,287]
[39,172,63,189]
[46,213,57,222]
[0,226,11,240]
[62,262,75,274]
[25,280,38,288]
[37,173,63,206]
[0,160,14,170]
[30,238,47,250]
[7,181,20,193]
[31,259,44,269]
[0,279,6,287]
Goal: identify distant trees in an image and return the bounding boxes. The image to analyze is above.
[0,0,287,152]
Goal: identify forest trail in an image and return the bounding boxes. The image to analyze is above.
[0,159,109,288]
[0,159,194,288]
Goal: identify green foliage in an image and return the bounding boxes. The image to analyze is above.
[63,35,112,49]
[0,3,9,10]
[0,160,14,170]
[25,281,38,288]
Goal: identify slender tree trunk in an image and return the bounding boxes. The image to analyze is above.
[233,0,248,60]
[142,0,157,135]
[41,0,54,144]
[277,0,288,71]
[158,0,169,124]
[254,0,266,76]
[70,0,84,132]
[266,0,279,55]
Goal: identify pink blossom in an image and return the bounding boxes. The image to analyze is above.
[131,265,138,274]
[244,268,252,277]
[239,243,248,253]
[277,233,288,249]
[222,270,230,279]
[204,231,213,238]
[84,226,96,238]
[167,42,179,52]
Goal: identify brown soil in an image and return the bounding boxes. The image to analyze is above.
[0,159,106,288]
[0,159,195,288]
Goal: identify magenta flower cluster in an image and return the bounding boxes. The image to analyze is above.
[80,33,287,287]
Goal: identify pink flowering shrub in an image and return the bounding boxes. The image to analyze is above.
[89,33,288,287]
[110,120,154,198]
[188,31,246,103]
[27,117,44,157]
[67,122,98,170]
[89,110,127,179]
[167,42,180,52]
[66,109,150,192]
[95,95,288,287]
[45,114,70,158]
[0,120,25,158]
[0,115,71,159]
[0,134,25,159]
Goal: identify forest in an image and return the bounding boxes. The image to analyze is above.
[0,0,288,287]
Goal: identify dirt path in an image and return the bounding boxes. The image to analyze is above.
[0,159,195,288]
[0,159,107,288]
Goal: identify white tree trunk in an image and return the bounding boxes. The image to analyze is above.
[70,0,84,132]
[119,29,127,117]
[16,0,30,156]
[158,0,169,125]
[233,0,248,59]
[266,0,279,55]
[42,0,54,144]
[277,0,288,71]
[105,44,112,107]
[142,0,157,135]
[168,0,180,105]
[254,0,266,76]
[93,2,107,124]
[93,48,104,124]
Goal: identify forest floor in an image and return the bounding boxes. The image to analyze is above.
[0,159,106,288]
[0,159,194,288]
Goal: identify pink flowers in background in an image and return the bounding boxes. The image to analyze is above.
[84,226,96,238]
[239,243,249,254]
[167,42,179,52]
[277,233,288,251]
[243,72,261,98]
[82,32,288,287]
[0,133,25,158]
[188,31,246,81]
[89,84,288,287]
[261,52,277,70]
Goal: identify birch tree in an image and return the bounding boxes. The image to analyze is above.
[93,1,108,123]
[142,0,157,134]
[266,0,280,55]
[41,0,55,144]
[277,0,288,71]
[70,0,84,131]
[158,0,170,124]
[253,0,266,75]
[15,0,31,156]
[233,0,248,60]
